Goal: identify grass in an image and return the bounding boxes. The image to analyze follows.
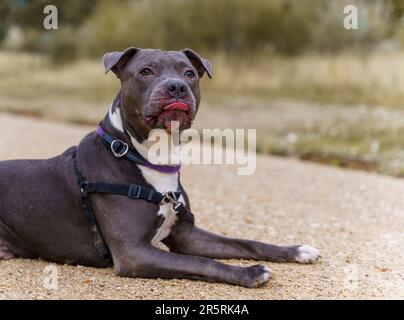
[0,50,403,177]
[0,51,118,123]
[204,51,404,107]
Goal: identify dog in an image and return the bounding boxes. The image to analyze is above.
[0,47,320,287]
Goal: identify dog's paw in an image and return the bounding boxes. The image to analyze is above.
[244,264,272,288]
[294,245,321,264]
[0,249,15,260]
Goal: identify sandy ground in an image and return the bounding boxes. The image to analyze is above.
[0,113,403,300]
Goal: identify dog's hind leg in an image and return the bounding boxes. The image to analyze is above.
[0,220,34,260]
[0,221,15,259]
[0,240,15,260]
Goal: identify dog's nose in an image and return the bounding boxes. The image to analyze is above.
[166,80,187,98]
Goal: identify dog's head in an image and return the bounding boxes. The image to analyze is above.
[103,47,212,140]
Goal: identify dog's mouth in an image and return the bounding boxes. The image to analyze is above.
[145,101,193,132]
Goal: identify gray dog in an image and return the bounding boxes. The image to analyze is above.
[0,47,320,287]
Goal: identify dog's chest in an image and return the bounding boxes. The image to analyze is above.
[137,166,184,246]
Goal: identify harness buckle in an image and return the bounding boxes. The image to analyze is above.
[111,139,129,158]
[79,180,87,193]
[160,191,178,206]
[128,185,142,199]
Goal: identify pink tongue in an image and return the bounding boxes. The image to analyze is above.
[163,102,189,111]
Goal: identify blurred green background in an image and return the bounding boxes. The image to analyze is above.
[1,0,404,176]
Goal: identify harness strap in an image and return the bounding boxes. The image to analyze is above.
[72,150,111,260]
[96,125,181,174]
[72,148,194,260]
[83,181,190,217]
[97,126,145,165]
[83,182,180,205]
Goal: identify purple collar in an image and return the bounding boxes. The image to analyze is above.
[96,125,181,174]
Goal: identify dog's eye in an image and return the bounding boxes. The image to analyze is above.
[139,68,153,76]
[184,70,196,78]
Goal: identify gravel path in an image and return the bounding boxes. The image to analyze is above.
[0,113,403,299]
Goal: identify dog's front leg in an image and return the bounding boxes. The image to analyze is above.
[164,223,321,264]
[113,244,271,288]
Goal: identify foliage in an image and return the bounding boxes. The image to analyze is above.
[0,0,400,60]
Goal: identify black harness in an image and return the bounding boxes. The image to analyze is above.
[72,127,194,260]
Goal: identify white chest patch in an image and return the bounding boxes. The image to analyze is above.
[108,104,183,246]
[138,166,184,246]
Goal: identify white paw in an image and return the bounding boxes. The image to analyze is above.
[259,266,272,283]
[295,245,321,264]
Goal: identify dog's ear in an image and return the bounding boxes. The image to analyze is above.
[182,48,213,79]
[103,47,140,78]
